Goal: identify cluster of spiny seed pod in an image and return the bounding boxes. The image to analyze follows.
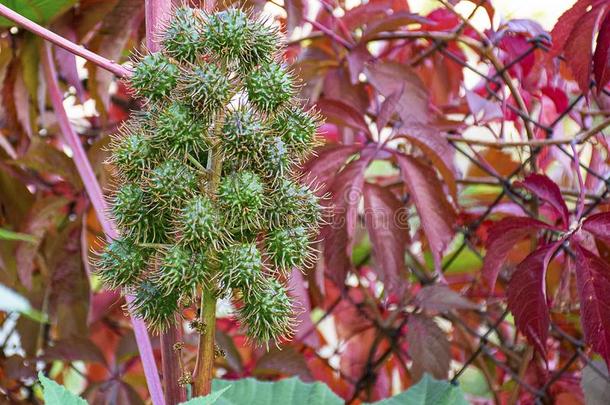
[94,7,322,345]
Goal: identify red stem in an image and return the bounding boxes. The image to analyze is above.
[41,42,165,405]
[0,3,130,78]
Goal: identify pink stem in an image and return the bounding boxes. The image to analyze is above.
[42,42,165,405]
[0,3,130,78]
[145,0,174,52]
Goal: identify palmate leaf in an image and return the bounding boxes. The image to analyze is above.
[368,374,468,405]
[0,0,77,26]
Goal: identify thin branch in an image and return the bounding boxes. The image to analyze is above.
[41,42,165,405]
[0,3,130,78]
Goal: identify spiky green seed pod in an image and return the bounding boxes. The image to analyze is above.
[130,280,179,333]
[111,130,155,181]
[154,245,209,299]
[162,7,205,62]
[219,242,263,292]
[95,238,149,290]
[239,19,281,71]
[263,136,292,178]
[271,107,319,158]
[220,105,266,164]
[178,62,232,115]
[203,8,249,63]
[148,160,198,208]
[176,194,225,249]
[111,184,169,243]
[266,226,311,272]
[239,278,294,344]
[245,62,293,113]
[153,102,210,160]
[131,53,179,100]
[218,171,264,230]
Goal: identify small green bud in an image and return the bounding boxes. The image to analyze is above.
[262,136,292,178]
[266,226,311,272]
[178,62,232,114]
[154,245,209,299]
[239,278,294,344]
[130,280,180,333]
[219,242,263,292]
[94,238,149,290]
[153,102,210,159]
[111,130,155,181]
[203,9,249,63]
[163,7,205,62]
[245,62,293,113]
[148,160,198,207]
[220,105,267,164]
[111,184,169,243]
[131,53,179,100]
[265,178,303,226]
[240,19,281,71]
[218,171,265,230]
[271,107,319,157]
[176,194,225,249]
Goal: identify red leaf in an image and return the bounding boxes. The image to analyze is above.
[346,43,372,85]
[322,154,373,287]
[540,86,569,112]
[482,216,556,289]
[563,5,609,92]
[406,314,450,381]
[361,12,430,40]
[515,174,570,229]
[365,62,430,126]
[315,98,370,134]
[573,244,610,367]
[395,153,456,273]
[507,245,554,357]
[398,125,457,201]
[301,144,362,194]
[376,85,403,132]
[551,0,594,55]
[414,285,479,312]
[583,212,610,244]
[363,183,409,295]
[594,13,610,91]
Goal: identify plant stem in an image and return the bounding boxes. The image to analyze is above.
[193,289,217,396]
[41,42,165,405]
[0,4,130,78]
[194,144,223,396]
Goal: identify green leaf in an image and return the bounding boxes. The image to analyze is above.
[38,372,87,405]
[0,0,77,26]
[0,228,37,243]
[179,386,231,404]
[368,374,468,405]
[207,377,343,405]
[0,284,46,322]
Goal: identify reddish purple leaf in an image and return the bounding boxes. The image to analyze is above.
[551,0,594,55]
[289,269,320,348]
[482,216,556,289]
[583,212,610,246]
[316,98,370,134]
[406,314,450,381]
[540,86,569,112]
[395,153,456,273]
[346,43,372,85]
[594,13,610,92]
[414,285,479,312]
[376,86,403,132]
[564,5,609,92]
[507,245,554,357]
[398,125,458,200]
[363,183,409,295]
[301,144,361,194]
[574,244,610,368]
[322,154,373,287]
[365,62,430,126]
[466,90,503,123]
[515,174,570,229]
[361,12,431,40]
[42,337,107,365]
